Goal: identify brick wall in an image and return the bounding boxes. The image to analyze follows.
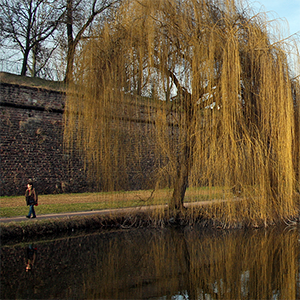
[0,78,89,196]
[0,74,162,196]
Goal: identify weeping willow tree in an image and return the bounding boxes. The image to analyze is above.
[64,0,300,225]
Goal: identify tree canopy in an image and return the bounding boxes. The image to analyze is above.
[0,0,121,80]
[64,0,300,226]
[0,0,63,77]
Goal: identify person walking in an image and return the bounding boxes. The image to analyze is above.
[25,180,38,219]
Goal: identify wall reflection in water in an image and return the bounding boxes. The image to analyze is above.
[1,226,300,299]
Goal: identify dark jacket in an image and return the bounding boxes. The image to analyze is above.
[25,188,38,206]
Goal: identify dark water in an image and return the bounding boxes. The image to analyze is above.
[1,225,300,299]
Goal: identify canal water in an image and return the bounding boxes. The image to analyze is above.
[1,225,300,299]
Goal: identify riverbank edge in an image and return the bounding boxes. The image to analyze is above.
[0,208,224,242]
[2,204,298,243]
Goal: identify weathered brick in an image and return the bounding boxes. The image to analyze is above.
[0,76,169,196]
[0,82,87,196]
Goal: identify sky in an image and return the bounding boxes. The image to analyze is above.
[249,0,300,38]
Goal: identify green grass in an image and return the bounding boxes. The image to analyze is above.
[0,187,224,218]
[0,198,151,218]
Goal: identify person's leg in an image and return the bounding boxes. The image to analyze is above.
[31,205,36,218]
[26,205,32,218]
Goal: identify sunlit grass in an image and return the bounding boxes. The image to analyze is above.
[0,187,221,206]
[0,187,222,218]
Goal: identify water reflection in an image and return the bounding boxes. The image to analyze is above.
[25,244,37,272]
[1,226,299,299]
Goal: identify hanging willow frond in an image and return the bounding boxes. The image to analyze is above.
[64,0,300,225]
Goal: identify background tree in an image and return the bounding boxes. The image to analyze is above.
[64,0,300,225]
[0,0,121,80]
[64,0,122,83]
[0,0,64,76]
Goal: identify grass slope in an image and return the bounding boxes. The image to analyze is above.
[0,71,65,91]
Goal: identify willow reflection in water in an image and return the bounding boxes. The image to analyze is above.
[1,226,300,299]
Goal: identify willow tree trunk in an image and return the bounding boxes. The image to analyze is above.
[171,136,196,209]
[171,151,190,209]
[170,97,195,210]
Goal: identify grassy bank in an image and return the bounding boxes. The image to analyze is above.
[0,188,226,241]
[0,205,216,243]
[0,187,223,218]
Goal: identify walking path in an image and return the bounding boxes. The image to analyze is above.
[0,205,169,224]
[0,199,235,224]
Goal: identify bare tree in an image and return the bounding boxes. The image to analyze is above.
[0,0,65,77]
[64,0,122,83]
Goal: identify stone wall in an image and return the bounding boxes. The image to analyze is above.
[0,72,177,196]
[0,74,88,196]
[0,73,161,196]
